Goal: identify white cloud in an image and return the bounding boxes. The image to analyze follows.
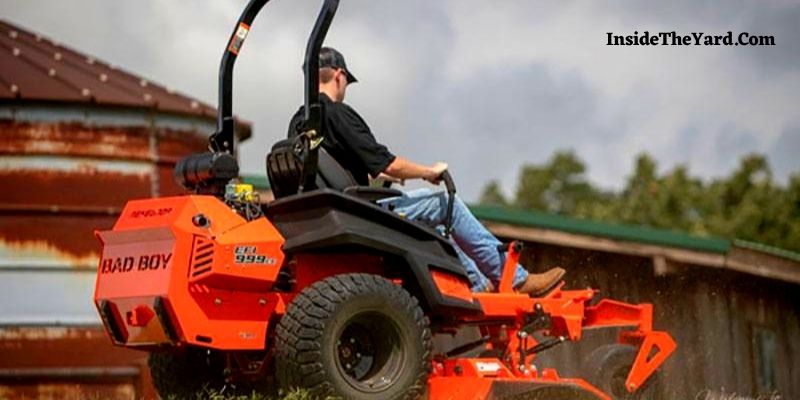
[2,0,798,200]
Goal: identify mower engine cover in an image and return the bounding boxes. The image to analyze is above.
[94,195,286,350]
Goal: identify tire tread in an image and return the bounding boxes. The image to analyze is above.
[275,273,431,400]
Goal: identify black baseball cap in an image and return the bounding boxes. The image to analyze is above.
[319,47,358,84]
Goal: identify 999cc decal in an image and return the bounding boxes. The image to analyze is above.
[234,246,277,265]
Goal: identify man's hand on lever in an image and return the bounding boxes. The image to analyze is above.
[423,162,448,185]
[383,157,448,184]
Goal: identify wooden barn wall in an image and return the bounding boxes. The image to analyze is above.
[517,241,799,400]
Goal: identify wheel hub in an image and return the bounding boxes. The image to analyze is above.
[334,312,404,393]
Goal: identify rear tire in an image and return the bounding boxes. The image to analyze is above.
[148,348,226,399]
[275,273,432,400]
[582,344,661,400]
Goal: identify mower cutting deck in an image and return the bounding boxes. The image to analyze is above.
[93,1,676,399]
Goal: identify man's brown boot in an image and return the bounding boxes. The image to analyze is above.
[515,267,566,297]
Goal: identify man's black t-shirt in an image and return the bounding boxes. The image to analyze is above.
[288,93,396,186]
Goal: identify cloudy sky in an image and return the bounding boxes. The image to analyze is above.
[3,0,799,201]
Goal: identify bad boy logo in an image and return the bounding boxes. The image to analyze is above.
[100,253,173,274]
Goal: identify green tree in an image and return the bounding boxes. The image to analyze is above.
[616,161,706,232]
[481,151,800,252]
[704,154,800,251]
[513,164,550,211]
[479,180,508,206]
[785,174,800,250]
[789,173,800,219]
[512,151,601,215]
[722,154,771,212]
[614,153,660,226]
[654,165,706,232]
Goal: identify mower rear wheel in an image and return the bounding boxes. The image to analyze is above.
[148,348,227,399]
[583,344,662,400]
[275,273,432,400]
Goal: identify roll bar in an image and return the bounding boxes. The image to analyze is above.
[199,0,457,236]
[298,0,339,191]
[209,0,269,154]
[302,0,339,129]
[208,0,339,156]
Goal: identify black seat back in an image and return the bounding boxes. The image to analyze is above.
[266,138,359,199]
[266,139,302,199]
[318,147,359,190]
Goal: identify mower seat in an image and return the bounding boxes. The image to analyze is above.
[266,138,402,201]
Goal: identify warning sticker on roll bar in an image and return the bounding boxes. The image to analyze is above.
[228,22,250,55]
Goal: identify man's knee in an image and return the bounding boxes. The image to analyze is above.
[430,190,465,220]
[405,187,434,198]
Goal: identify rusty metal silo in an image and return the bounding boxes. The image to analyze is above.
[0,19,251,399]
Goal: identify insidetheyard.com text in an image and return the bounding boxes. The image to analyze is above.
[607,31,775,46]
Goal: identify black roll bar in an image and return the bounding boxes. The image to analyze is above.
[303,0,339,126]
[209,0,271,154]
[209,0,339,158]
[298,0,340,191]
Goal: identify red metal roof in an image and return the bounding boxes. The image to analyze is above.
[0,19,221,119]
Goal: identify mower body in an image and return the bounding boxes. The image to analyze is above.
[95,192,676,400]
[94,189,487,349]
[95,195,286,351]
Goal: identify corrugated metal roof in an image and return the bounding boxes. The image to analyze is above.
[733,239,800,263]
[472,204,800,263]
[0,19,219,119]
[469,204,732,254]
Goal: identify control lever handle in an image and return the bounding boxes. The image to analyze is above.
[441,170,456,238]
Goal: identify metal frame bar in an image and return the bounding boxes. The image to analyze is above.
[209,0,340,158]
[209,0,271,154]
[298,0,340,191]
[302,0,340,125]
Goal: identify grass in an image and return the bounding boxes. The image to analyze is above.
[164,387,335,400]
[0,390,315,400]
[16,387,327,400]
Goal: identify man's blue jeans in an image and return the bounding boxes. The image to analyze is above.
[379,188,529,292]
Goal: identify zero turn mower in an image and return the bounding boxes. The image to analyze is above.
[94,1,676,399]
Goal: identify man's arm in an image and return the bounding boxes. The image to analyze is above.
[375,172,404,185]
[384,157,448,184]
[332,103,447,183]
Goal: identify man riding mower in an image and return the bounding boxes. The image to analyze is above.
[93,1,676,399]
[287,45,566,297]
